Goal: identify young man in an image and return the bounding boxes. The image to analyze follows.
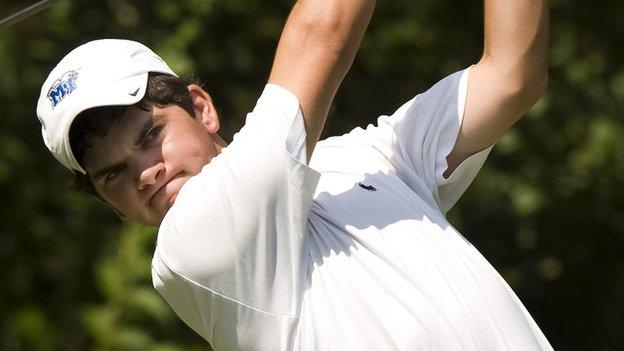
[37,0,550,349]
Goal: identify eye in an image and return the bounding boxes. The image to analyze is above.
[104,166,123,184]
[143,125,163,145]
[104,171,118,184]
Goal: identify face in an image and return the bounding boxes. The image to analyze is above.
[83,85,226,226]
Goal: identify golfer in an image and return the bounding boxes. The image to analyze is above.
[37,0,551,349]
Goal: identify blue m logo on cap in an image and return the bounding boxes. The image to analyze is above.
[47,70,79,108]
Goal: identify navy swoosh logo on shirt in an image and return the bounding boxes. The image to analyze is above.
[358,182,377,192]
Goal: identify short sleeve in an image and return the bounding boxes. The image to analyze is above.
[151,84,320,348]
[363,67,492,213]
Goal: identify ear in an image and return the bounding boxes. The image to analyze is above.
[188,84,220,134]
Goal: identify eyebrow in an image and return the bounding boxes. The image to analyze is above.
[91,117,155,182]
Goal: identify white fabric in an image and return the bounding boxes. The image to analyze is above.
[151,69,554,351]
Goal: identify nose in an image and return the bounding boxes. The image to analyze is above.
[137,161,165,191]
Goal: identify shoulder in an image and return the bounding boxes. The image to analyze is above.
[251,83,302,124]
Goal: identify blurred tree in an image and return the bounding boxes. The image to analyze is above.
[0,0,622,350]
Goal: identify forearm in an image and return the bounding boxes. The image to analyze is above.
[269,0,376,157]
[482,0,549,89]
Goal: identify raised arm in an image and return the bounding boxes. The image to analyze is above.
[445,0,549,176]
[269,0,376,159]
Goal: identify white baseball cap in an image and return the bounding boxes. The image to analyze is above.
[36,39,177,174]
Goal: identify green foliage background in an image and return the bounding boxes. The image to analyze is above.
[0,0,622,350]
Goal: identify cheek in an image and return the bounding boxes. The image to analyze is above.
[99,182,136,210]
[162,133,215,168]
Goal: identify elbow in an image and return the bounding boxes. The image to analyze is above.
[526,58,549,98]
[291,2,361,53]
[312,17,348,53]
[482,53,549,107]
[518,53,549,105]
[519,71,548,106]
[504,64,549,110]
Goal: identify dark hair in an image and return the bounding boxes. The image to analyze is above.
[69,73,200,198]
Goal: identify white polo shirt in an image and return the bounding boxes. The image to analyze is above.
[151,68,554,350]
